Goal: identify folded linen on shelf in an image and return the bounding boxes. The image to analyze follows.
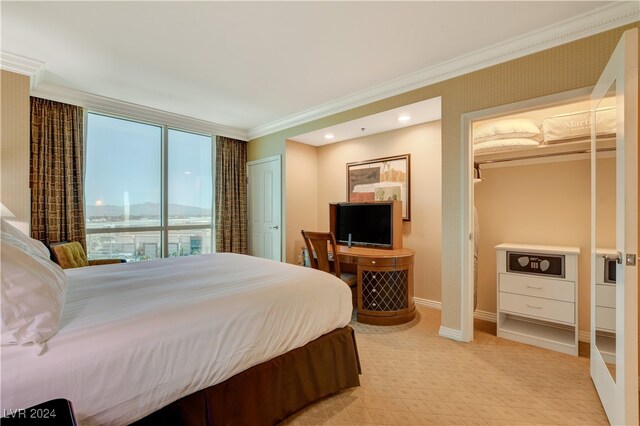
[542,107,616,143]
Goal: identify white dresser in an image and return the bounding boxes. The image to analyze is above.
[496,243,579,356]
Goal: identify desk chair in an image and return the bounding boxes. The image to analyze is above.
[300,231,357,300]
[50,241,125,269]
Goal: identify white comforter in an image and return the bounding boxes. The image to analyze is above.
[1,253,352,425]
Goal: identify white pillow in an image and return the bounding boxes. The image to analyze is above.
[1,239,68,354]
[473,138,540,153]
[1,219,50,259]
[474,118,542,143]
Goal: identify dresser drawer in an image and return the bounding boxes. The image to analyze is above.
[339,255,358,265]
[499,273,574,302]
[595,284,615,308]
[358,257,395,267]
[595,306,615,332]
[499,292,575,324]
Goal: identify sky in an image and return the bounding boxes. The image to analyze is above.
[85,113,213,211]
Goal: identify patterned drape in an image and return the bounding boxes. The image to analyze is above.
[30,97,86,249]
[215,136,247,254]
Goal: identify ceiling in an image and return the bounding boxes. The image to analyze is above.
[290,97,442,146]
[1,1,635,142]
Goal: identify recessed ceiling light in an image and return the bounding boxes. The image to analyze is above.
[324,133,335,140]
[398,114,411,122]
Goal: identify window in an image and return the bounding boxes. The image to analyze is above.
[85,113,213,261]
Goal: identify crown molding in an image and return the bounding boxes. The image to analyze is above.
[31,82,248,141]
[248,2,639,140]
[0,51,45,89]
[1,51,247,140]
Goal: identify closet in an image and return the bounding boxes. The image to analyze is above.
[470,90,616,355]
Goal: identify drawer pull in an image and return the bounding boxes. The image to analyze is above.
[526,304,542,309]
[526,285,543,290]
[371,260,376,264]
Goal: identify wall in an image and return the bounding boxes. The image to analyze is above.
[0,70,31,232]
[475,157,615,334]
[312,121,442,302]
[248,23,638,333]
[285,140,319,264]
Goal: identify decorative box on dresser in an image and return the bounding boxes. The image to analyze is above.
[496,243,580,356]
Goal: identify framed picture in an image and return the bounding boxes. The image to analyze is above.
[346,154,410,221]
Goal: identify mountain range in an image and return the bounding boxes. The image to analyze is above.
[86,202,211,218]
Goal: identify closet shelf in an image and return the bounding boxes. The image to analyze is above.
[474,137,615,166]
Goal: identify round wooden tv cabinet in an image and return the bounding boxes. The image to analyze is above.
[337,245,415,326]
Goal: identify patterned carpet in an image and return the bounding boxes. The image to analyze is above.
[282,305,608,425]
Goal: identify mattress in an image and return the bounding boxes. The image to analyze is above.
[1,253,353,425]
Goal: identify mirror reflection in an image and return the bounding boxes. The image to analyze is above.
[594,82,617,381]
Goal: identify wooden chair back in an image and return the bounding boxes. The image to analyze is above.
[300,230,341,278]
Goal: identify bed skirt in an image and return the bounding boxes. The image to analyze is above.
[132,326,361,426]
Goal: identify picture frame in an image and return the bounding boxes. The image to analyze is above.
[346,154,410,221]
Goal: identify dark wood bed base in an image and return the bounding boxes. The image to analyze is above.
[132,326,361,426]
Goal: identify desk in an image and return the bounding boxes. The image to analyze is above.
[337,246,415,325]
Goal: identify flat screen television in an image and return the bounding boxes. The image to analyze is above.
[334,202,394,248]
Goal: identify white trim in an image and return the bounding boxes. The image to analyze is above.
[418,297,589,339]
[248,2,639,140]
[246,155,280,167]
[415,297,496,323]
[439,326,464,341]
[29,82,248,141]
[461,114,474,343]
[0,51,44,84]
[461,86,594,350]
[413,297,441,310]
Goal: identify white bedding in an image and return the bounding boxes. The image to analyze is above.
[473,137,540,153]
[1,253,352,425]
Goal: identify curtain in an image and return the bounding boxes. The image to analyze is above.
[215,136,247,254]
[30,97,86,249]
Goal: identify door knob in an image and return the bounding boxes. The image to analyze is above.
[269,225,279,230]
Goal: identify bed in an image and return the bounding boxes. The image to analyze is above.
[1,224,360,425]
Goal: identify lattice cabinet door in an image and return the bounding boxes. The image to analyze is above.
[356,254,415,325]
[361,268,409,311]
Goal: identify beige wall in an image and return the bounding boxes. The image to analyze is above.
[285,140,319,265]
[249,23,638,332]
[475,157,615,334]
[308,121,442,302]
[0,70,31,232]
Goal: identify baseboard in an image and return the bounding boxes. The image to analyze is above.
[473,309,496,323]
[413,297,441,310]
[579,330,590,343]
[413,298,497,323]
[415,297,594,344]
[439,326,464,341]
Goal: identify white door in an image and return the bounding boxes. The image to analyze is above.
[247,155,282,261]
[590,28,638,426]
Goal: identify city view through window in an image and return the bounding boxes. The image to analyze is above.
[85,113,213,261]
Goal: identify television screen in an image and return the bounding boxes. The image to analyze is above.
[335,203,393,247]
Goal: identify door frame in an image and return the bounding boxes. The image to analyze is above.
[460,87,593,342]
[247,155,283,262]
